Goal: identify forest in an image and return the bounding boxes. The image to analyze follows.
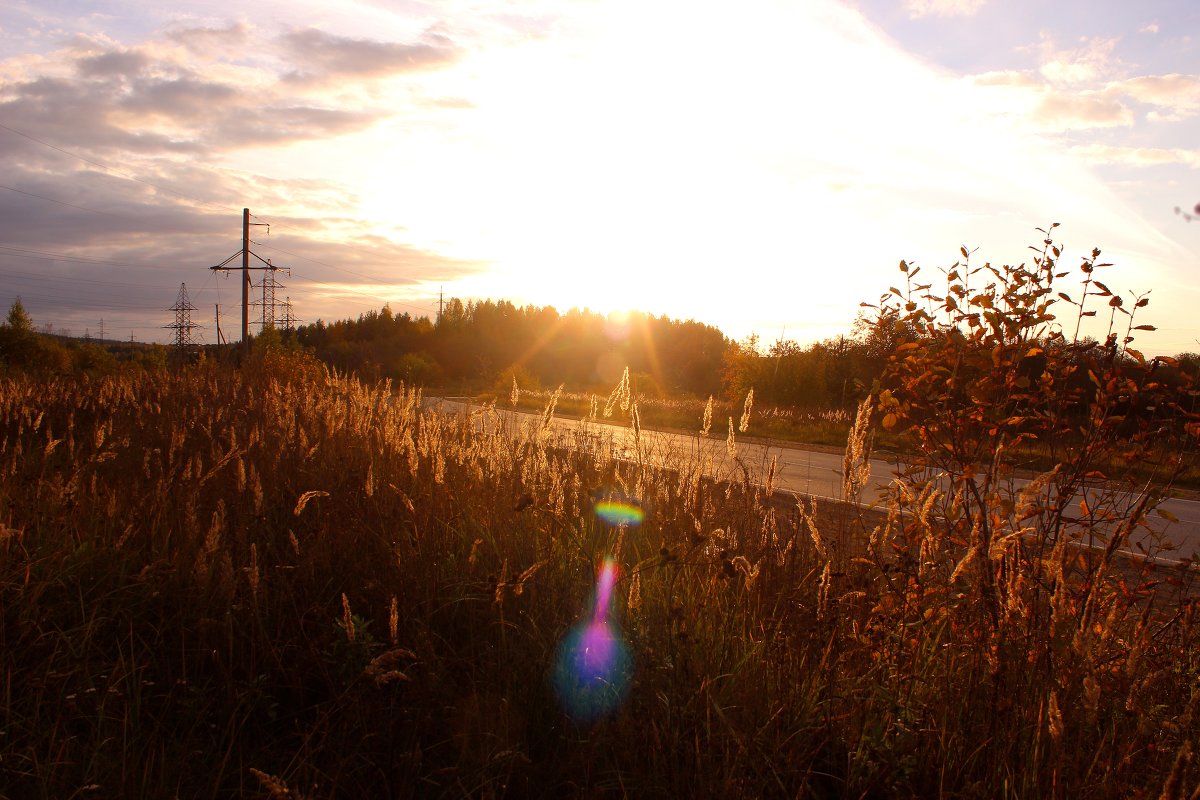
[287,299,932,408]
[287,296,1200,416]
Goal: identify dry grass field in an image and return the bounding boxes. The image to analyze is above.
[1,342,1197,798]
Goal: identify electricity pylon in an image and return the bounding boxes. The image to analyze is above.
[166,283,201,356]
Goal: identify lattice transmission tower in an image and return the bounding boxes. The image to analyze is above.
[253,262,289,331]
[166,282,201,355]
[280,295,301,330]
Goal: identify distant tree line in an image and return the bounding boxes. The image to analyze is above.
[288,298,1200,412]
[293,300,729,397]
[7,290,1196,416]
[0,298,169,376]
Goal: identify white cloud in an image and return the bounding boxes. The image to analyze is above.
[1033,89,1133,130]
[965,41,1199,132]
[965,72,1133,132]
[1072,144,1200,169]
[902,0,987,19]
[1111,73,1200,120]
[1038,35,1121,85]
[967,70,1040,88]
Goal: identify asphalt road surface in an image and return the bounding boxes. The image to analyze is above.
[427,397,1200,565]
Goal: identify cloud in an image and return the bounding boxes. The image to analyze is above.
[1033,89,1133,130]
[0,75,205,154]
[118,75,239,120]
[279,27,458,84]
[1071,144,1200,169]
[210,105,385,147]
[0,27,417,156]
[1111,73,1200,120]
[902,0,987,18]
[1038,35,1121,85]
[166,21,251,53]
[967,70,1040,88]
[75,49,148,78]
[965,43,1198,132]
[0,17,479,340]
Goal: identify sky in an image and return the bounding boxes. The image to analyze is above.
[0,0,1197,353]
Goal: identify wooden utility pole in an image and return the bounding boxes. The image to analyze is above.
[210,208,275,354]
[241,207,250,347]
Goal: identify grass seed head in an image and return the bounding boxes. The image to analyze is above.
[739,388,754,433]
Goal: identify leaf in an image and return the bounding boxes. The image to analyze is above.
[1133,324,1157,331]
[882,413,898,430]
[1092,281,1112,296]
[1025,347,1043,358]
[960,246,970,259]
[1108,296,1123,307]
[1157,508,1180,524]
[899,260,909,272]
[1080,498,1090,516]
[1057,292,1073,303]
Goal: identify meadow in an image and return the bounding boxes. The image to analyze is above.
[2,238,1199,798]
[0,346,1196,798]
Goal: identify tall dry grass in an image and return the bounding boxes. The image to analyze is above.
[0,347,1196,798]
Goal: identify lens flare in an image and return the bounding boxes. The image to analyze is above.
[552,557,632,722]
[594,500,645,527]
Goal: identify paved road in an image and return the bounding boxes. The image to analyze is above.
[426,397,1200,563]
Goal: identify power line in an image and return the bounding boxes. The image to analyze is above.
[0,265,168,291]
[0,184,127,218]
[0,242,171,270]
[0,292,166,311]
